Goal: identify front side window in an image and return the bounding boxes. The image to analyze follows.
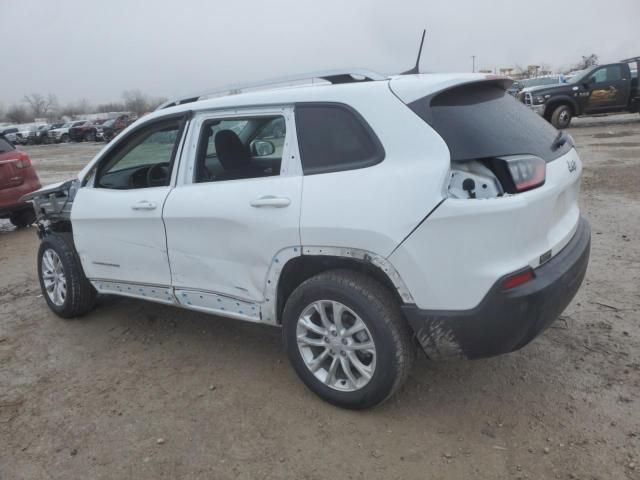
[295,104,384,175]
[95,119,183,189]
[194,116,285,183]
[590,65,622,84]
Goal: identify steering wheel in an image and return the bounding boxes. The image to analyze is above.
[146,163,170,187]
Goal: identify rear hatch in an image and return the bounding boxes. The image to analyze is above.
[388,76,583,309]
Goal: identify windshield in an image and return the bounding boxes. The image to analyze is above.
[569,67,596,83]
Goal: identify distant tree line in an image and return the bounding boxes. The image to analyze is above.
[0,89,166,124]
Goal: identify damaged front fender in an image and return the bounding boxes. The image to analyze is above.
[21,178,79,233]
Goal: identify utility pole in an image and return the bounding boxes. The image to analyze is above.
[472,55,476,73]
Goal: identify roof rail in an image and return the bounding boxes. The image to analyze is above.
[156,69,387,110]
[620,57,640,63]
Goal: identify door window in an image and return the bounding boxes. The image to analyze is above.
[194,116,285,183]
[95,119,183,189]
[590,65,623,84]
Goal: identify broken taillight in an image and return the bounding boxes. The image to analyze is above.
[493,155,546,193]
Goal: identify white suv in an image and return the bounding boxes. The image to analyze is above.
[26,70,590,409]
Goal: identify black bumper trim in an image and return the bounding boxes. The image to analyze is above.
[402,217,591,360]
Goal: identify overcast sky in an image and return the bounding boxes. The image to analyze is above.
[1,0,638,106]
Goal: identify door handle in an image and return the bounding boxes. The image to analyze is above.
[250,196,291,208]
[131,200,157,211]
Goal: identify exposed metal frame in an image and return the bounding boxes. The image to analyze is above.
[157,69,387,110]
[89,245,414,328]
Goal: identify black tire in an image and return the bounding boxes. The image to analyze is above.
[37,233,97,318]
[61,133,69,143]
[282,269,414,409]
[551,104,573,129]
[84,131,95,142]
[9,208,36,227]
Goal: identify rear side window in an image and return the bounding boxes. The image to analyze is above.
[410,82,571,163]
[0,136,14,153]
[295,104,384,175]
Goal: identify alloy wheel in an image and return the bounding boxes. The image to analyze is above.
[42,249,67,306]
[296,300,377,392]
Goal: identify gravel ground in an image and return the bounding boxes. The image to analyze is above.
[1,114,639,479]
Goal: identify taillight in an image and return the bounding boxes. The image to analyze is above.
[502,268,535,290]
[490,155,546,194]
[14,155,31,169]
[506,156,546,192]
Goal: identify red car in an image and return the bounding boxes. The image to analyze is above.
[0,134,41,227]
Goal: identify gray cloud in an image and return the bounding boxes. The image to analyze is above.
[1,0,638,105]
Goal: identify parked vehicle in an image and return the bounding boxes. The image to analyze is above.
[31,124,54,145]
[96,115,133,142]
[49,121,84,143]
[15,125,35,145]
[25,69,590,409]
[508,75,566,96]
[0,134,40,227]
[520,57,640,128]
[68,120,98,142]
[1,127,19,144]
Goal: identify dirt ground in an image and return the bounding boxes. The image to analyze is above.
[1,114,639,480]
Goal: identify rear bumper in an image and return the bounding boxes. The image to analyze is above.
[402,217,591,360]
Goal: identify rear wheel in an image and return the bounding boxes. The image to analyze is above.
[37,233,97,318]
[282,270,414,409]
[9,208,35,227]
[551,104,573,129]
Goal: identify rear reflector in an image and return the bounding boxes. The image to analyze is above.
[502,268,535,290]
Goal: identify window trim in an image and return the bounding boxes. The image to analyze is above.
[178,107,299,186]
[294,102,385,175]
[88,112,190,189]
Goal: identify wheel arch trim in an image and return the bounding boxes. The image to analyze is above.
[264,245,415,325]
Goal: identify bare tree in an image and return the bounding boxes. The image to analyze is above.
[6,105,31,123]
[60,98,93,118]
[122,89,150,116]
[96,102,125,113]
[574,54,599,70]
[23,93,58,118]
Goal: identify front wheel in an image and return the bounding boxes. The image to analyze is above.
[551,104,573,129]
[37,233,97,318]
[282,270,414,409]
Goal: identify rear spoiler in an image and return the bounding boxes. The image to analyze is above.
[389,74,513,105]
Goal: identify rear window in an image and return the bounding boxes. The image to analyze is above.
[295,104,384,175]
[0,136,14,153]
[409,82,571,162]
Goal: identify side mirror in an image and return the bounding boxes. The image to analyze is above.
[251,140,275,157]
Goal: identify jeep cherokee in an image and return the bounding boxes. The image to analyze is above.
[25,70,590,409]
